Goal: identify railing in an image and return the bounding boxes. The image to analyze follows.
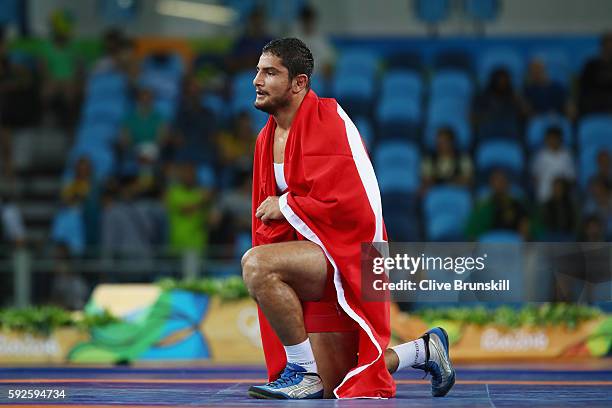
[0,245,243,308]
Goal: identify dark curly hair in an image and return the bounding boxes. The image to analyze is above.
[262,38,314,87]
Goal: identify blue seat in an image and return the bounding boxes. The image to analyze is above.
[86,72,127,100]
[424,186,472,241]
[333,74,375,117]
[478,47,525,88]
[82,98,128,124]
[381,70,424,100]
[139,71,181,100]
[75,122,119,149]
[577,114,612,151]
[376,95,422,139]
[433,50,474,72]
[154,98,177,121]
[427,95,470,121]
[0,0,20,24]
[382,192,420,241]
[529,48,571,86]
[201,94,227,119]
[526,114,572,149]
[476,139,525,180]
[336,50,379,79]
[232,70,255,97]
[414,0,450,24]
[374,141,420,194]
[386,52,423,71]
[464,0,500,22]
[197,164,216,189]
[430,69,474,100]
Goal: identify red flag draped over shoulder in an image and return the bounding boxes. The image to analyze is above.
[251,90,395,398]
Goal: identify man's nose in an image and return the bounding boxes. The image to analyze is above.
[253,71,263,87]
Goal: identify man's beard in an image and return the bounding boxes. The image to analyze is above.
[253,89,291,114]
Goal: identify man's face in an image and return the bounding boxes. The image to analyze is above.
[253,53,292,114]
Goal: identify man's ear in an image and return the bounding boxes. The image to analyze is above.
[292,74,309,93]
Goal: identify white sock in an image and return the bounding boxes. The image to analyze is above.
[284,338,318,373]
[391,338,427,371]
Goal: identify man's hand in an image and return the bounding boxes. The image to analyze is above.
[255,196,284,223]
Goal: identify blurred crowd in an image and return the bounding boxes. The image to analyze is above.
[0,5,611,308]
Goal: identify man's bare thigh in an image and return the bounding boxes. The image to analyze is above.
[245,240,328,301]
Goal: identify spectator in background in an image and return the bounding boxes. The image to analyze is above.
[579,31,612,116]
[0,27,39,178]
[421,127,473,192]
[227,8,273,73]
[0,189,26,248]
[580,215,606,242]
[592,150,611,186]
[50,189,85,257]
[50,243,88,310]
[466,169,536,240]
[209,169,252,254]
[100,176,155,264]
[117,87,168,176]
[540,177,578,241]
[531,126,576,203]
[216,110,257,186]
[62,156,101,249]
[524,59,573,118]
[582,176,611,240]
[40,9,82,129]
[290,5,335,79]
[165,162,212,255]
[164,74,217,165]
[472,67,525,139]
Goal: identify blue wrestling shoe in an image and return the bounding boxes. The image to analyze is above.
[248,363,324,399]
[413,327,456,397]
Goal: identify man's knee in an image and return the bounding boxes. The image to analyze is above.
[241,247,276,296]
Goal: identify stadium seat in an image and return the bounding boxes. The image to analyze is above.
[529,48,571,86]
[424,186,472,241]
[197,164,216,189]
[333,74,375,117]
[82,98,128,124]
[376,95,422,139]
[75,122,119,149]
[478,47,525,88]
[232,70,256,97]
[414,0,450,24]
[430,69,474,101]
[577,114,612,151]
[526,114,573,149]
[381,70,424,100]
[374,141,420,194]
[386,51,423,72]
[382,191,420,241]
[309,74,327,96]
[464,0,500,23]
[335,50,379,79]
[433,49,474,73]
[476,139,525,181]
[201,94,227,119]
[86,72,128,100]
[427,96,470,122]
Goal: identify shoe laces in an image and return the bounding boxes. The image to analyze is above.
[268,366,301,388]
